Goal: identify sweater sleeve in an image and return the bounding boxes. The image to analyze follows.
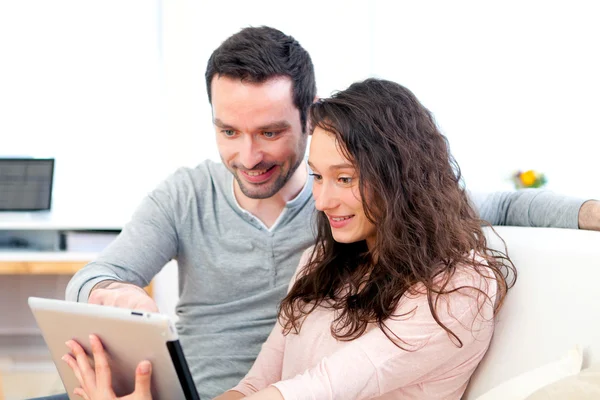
[272,267,497,400]
[65,170,183,302]
[469,189,585,228]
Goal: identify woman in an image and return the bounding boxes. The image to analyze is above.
[65,78,515,399]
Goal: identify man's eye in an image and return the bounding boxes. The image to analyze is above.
[222,129,236,137]
[263,131,278,138]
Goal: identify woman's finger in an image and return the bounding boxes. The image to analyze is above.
[62,353,85,388]
[132,361,152,399]
[66,340,96,391]
[89,334,113,391]
[73,386,92,400]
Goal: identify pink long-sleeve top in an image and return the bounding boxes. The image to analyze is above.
[231,249,498,399]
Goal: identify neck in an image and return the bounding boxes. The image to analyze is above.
[234,162,308,228]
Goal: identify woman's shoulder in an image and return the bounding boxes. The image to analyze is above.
[449,254,498,291]
[401,254,499,320]
[425,253,498,294]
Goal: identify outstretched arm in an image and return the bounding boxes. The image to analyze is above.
[65,170,185,309]
[469,189,595,229]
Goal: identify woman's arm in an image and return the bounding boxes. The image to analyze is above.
[266,268,497,400]
[213,390,246,400]
[245,387,285,400]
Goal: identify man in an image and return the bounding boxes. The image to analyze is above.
[38,26,600,400]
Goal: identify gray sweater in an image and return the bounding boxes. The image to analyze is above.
[66,160,585,399]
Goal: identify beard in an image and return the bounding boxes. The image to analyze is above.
[231,157,304,200]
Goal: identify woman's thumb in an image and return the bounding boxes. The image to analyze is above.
[133,360,152,398]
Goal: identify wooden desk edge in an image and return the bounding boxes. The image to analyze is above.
[0,261,153,297]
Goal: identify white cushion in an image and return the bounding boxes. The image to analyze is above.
[463,227,600,399]
[526,364,600,399]
[475,345,582,400]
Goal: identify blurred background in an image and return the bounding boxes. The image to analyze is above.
[1,0,598,223]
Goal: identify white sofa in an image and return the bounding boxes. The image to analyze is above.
[151,226,600,398]
[464,226,600,399]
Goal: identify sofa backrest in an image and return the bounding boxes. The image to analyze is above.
[463,226,600,398]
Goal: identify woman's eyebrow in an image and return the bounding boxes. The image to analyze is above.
[328,163,354,170]
[307,160,354,171]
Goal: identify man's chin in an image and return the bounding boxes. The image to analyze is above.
[236,179,280,200]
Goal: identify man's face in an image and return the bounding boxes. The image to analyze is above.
[211,75,307,199]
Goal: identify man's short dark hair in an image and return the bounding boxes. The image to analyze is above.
[205,26,316,132]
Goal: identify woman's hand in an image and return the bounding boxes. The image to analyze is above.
[63,334,153,400]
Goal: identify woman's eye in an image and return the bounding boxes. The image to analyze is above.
[339,177,353,185]
[310,173,322,182]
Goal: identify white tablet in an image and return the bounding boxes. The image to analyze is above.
[28,297,200,400]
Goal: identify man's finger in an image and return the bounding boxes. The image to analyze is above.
[88,288,108,305]
[131,297,159,313]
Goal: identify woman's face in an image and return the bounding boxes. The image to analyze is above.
[308,127,376,249]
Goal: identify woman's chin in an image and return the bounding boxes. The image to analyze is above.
[332,233,363,244]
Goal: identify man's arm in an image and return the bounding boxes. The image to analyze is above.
[579,200,600,230]
[469,189,591,229]
[65,174,181,306]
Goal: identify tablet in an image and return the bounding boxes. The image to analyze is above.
[28,297,200,400]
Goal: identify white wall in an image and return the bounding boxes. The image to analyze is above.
[1,0,598,226]
[369,0,600,198]
[0,0,168,225]
[162,0,599,199]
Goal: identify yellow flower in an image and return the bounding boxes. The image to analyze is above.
[519,170,537,186]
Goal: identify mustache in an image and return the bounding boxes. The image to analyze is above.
[232,162,278,172]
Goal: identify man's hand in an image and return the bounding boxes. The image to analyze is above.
[89,280,159,313]
[579,200,600,231]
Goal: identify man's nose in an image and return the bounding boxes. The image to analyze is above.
[238,136,263,169]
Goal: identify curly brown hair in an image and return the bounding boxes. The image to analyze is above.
[279,78,516,348]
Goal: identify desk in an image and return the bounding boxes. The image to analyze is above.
[0,216,156,295]
[0,252,153,295]
[0,252,95,275]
